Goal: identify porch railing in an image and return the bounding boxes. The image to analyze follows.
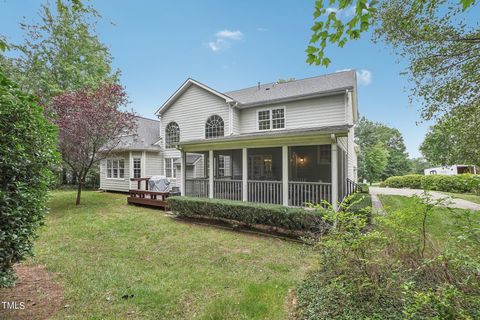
[345,178,359,198]
[247,180,282,204]
[185,178,209,198]
[214,179,242,201]
[288,181,331,207]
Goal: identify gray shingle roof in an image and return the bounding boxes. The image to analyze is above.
[225,70,356,107]
[179,124,351,146]
[114,116,161,151]
[173,154,201,165]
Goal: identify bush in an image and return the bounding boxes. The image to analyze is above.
[383,174,423,189]
[383,174,480,194]
[295,193,480,319]
[167,196,329,235]
[343,193,372,221]
[357,183,369,193]
[0,69,59,286]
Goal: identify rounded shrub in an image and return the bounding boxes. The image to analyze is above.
[0,68,59,286]
[383,174,423,189]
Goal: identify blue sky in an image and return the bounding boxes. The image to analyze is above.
[0,0,440,158]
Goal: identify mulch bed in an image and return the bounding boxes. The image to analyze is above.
[0,265,64,320]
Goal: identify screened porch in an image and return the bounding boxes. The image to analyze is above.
[182,145,350,207]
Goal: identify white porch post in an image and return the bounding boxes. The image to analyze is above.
[141,151,146,177]
[180,150,186,196]
[129,151,132,190]
[282,146,289,206]
[209,150,214,198]
[242,148,248,201]
[331,135,338,211]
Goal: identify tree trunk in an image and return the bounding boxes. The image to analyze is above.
[76,181,83,205]
[62,167,68,184]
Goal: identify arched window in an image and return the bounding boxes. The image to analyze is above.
[165,122,180,148]
[205,115,224,139]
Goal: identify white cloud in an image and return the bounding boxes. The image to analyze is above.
[207,29,243,52]
[256,27,267,32]
[357,69,372,85]
[336,69,372,85]
[216,29,243,40]
[326,6,355,18]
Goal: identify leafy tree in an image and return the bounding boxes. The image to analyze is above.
[2,0,118,103]
[420,103,480,166]
[48,84,135,205]
[409,157,432,174]
[363,143,389,184]
[0,60,59,286]
[356,117,410,180]
[307,0,478,120]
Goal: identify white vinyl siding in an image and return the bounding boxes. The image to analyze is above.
[99,152,130,192]
[239,94,346,134]
[161,85,230,143]
[337,128,357,181]
[145,152,163,176]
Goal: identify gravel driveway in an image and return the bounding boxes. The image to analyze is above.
[369,187,480,211]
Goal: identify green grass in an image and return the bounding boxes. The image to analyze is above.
[378,194,479,244]
[29,191,317,319]
[438,191,480,204]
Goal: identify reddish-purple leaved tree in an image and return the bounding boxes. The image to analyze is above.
[49,84,136,205]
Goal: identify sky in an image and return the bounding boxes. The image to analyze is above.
[0,0,447,158]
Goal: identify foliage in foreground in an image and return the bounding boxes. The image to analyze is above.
[168,196,330,235]
[0,67,58,286]
[296,193,480,319]
[382,174,480,194]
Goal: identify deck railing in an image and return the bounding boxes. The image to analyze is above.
[288,181,331,207]
[185,178,209,198]
[213,179,242,201]
[247,180,283,204]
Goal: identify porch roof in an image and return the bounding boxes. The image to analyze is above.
[177,124,351,150]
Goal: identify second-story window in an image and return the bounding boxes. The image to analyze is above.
[205,115,224,139]
[165,122,180,148]
[257,107,285,130]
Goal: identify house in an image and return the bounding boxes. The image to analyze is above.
[424,165,478,176]
[100,70,359,208]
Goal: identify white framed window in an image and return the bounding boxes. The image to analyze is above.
[257,107,285,131]
[165,158,178,178]
[106,159,125,179]
[165,122,180,148]
[205,115,224,139]
[133,158,141,178]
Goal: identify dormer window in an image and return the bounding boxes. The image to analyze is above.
[257,107,285,131]
[165,122,180,148]
[205,115,224,139]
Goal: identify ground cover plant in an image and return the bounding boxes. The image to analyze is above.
[296,193,480,319]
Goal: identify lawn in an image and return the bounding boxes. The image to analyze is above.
[25,191,317,319]
[378,194,479,246]
[438,191,480,204]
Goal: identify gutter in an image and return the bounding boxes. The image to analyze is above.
[235,87,353,109]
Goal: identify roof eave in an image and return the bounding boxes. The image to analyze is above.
[155,78,236,116]
[235,87,353,109]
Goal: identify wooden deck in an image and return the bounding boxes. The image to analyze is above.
[127,178,178,210]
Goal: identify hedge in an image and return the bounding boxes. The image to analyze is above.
[0,68,59,286]
[382,174,480,194]
[167,196,330,235]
